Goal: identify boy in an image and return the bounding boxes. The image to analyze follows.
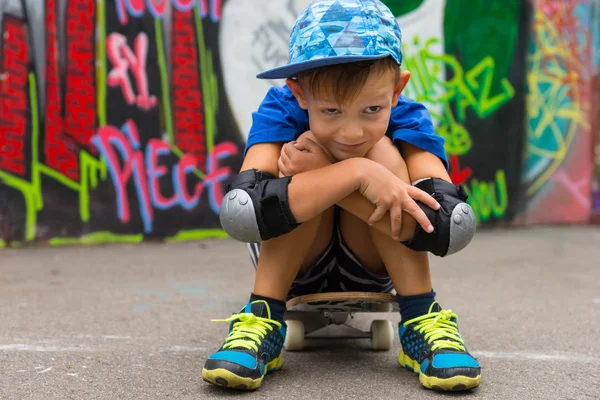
[202,0,480,392]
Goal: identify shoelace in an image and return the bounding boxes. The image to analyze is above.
[403,309,466,352]
[212,313,282,352]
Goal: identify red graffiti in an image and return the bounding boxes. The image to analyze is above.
[171,7,206,171]
[0,16,29,177]
[449,155,472,186]
[115,0,220,25]
[107,32,157,111]
[64,0,97,153]
[45,0,79,180]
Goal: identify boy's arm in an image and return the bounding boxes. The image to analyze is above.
[387,95,449,171]
[241,142,365,223]
[336,139,451,241]
[229,142,438,243]
[241,143,397,224]
[400,141,451,183]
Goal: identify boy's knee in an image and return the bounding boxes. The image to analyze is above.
[402,178,476,257]
[365,136,408,180]
[220,169,299,243]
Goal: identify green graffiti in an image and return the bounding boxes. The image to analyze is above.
[3,229,227,248]
[464,169,508,223]
[0,73,108,241]
[443,0,519,96]
[155,18,174,145]
[49,232,143,246]
[194,7,219,154]
[0,3,229,247]
[166,229,229,242]
[96,0,107,126]
[382,0,424,17]
[79,152,107,222]
[403,36,515,156]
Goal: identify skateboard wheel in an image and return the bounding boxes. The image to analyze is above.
[284,320,305,351]
[370,320,394,351]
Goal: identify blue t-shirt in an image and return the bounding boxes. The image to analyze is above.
[245,85,448,170]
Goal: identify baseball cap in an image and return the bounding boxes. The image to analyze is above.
[257,0,403,80]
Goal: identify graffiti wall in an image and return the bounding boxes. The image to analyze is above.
[519,0,598,224]
[394,0,530,226]
[0,0,598,247]
[0,0,244,247]
[593,0,600,224]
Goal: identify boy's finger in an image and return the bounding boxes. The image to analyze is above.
[298,138,320,152]
[407,186,440,210]
[403,198,433,233]
[293,140,307,151]
[280,147,293,165]
[389,204,402,240]
[277,157,290,177]
[368,204,387,226]
[283,142,303,157]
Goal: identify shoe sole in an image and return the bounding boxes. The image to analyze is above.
[201,355,283,390]
[398,350,481,392]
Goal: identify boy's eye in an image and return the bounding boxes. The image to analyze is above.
[322,108,339,115]
[365,106,382,113]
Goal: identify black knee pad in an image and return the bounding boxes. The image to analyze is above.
[219,169,300,243]
[402,178,476,257]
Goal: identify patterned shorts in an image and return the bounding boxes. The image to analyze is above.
[247,209,394,299]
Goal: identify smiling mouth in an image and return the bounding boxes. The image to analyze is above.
[335,141,366,151]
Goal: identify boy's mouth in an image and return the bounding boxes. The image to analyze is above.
[334,140,367,152]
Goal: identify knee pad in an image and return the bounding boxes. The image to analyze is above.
[402,178,476,257]
[219,169,300,243]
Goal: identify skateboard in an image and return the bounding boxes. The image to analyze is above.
[283,292,399,351]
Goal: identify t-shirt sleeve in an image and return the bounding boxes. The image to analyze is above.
[388,95,449,171]
[244,86,309,155]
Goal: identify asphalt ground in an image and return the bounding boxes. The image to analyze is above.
[1,226,599,399]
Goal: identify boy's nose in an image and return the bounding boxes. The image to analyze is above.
[339,127,363,144]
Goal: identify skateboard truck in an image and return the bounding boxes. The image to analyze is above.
[283,292,399,351]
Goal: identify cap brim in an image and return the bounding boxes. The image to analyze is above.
[256,54,391,80]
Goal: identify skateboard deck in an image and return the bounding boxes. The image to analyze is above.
[283,292,399,351]
[286,291,399,312]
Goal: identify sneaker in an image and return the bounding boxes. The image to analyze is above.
[201,300,286,390]
[398,302,481,391]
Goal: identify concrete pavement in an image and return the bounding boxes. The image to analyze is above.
[0,226,599,399]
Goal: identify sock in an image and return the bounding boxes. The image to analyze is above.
[249,293,286,322]
[396,289,436,323]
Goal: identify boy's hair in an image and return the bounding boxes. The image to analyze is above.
[293,56,400,105]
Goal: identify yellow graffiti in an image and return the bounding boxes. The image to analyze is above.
[464,169,509,223]
[403,36,515,156]
[525,8,590,197]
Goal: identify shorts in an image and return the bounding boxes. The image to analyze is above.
[247,208,394,299]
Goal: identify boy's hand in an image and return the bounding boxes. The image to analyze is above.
[278,133,334,177]
[358,161,440,240]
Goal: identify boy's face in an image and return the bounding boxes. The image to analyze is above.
[288,68,409,161]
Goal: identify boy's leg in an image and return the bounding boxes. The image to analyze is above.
[253,207,334,301]
[202,208,334,390]
[338,211,431,295]
[338,156,481,392]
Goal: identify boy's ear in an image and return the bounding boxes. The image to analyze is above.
[392,70,411,107]
[286,78,308,109]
